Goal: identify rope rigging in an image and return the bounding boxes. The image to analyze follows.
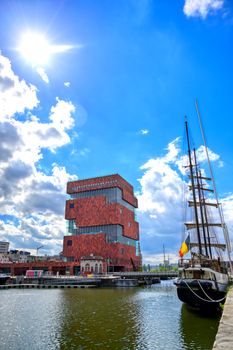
[183,279,226,303]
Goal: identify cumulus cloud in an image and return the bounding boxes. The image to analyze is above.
[50,97,75,130]
[0,54,39,118]
[137,138,232,264]
[0,162,77,254]
[137,139,184,256]
[64,82,70,87]
[0,53,77,254]
[0,122,22,162]
[183,0,224,18]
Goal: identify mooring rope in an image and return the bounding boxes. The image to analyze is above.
[183,280,226,303]
[196,280,226,302]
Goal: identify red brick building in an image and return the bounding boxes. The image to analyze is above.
[63,174,141,272]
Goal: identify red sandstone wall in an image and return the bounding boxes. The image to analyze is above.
[67,174,138,208]
[63,234,141,271]
[65,196,139,240]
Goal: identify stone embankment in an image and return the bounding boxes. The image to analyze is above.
[213,286,233,350]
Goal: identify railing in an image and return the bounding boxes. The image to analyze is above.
[178,258,228,274]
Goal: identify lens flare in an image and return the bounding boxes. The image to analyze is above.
[18,32,51,66]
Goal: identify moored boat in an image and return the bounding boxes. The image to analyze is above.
[174,102,232,311]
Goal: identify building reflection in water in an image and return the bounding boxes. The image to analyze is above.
[58,288,141,350]
[0,282,221,350]
[58,281,188,350]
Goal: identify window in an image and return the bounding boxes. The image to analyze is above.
[85,263,90,272]
[67,240,72,246]
[66,220,78,235]
[69,203,74,208]
[94,263,98,273]
[67,256,74,262]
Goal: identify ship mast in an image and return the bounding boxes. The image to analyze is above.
[193,148,208,257]
[195,100,233,274]
[185,120,202,255]
[199,172,213,259]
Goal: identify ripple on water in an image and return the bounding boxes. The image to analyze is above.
[0,281,220,350]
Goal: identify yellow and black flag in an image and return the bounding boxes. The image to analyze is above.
[179,235,190,258]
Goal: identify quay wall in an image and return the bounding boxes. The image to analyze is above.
[213,286,233,350]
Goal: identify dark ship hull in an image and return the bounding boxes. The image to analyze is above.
[174,271,228,310]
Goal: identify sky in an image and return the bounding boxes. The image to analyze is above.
[0,0,233,264]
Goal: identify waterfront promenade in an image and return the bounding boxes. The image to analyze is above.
[213,286,233,350]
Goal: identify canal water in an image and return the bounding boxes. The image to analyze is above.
[0,281,220,350]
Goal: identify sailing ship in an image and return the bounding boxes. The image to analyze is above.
[174,102,232,310]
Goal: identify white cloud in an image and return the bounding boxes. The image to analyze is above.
[36,67,49,83]
[139,129,149,135]
[137,138,232,264]
[50,97,75,130]
[0,53,78,254]
[196,145,220,162]
[0,54,39,118]
[218,160,224,168]
[64,82,70,87]
[142,253,178,266]
[184,0,224,18]
[221,194,233,232]
[7,98,76,166]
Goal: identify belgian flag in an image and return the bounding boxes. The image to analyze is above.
[179,235,190,257]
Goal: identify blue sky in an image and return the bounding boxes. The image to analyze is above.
[0,0,233,264]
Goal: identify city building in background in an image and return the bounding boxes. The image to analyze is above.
[0,241,9,254]
[63,174,141,273]
[0,175,142,275]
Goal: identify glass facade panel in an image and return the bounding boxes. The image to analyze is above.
[66,220,78,235]
[69,188,135,212]
[66,221,138,248]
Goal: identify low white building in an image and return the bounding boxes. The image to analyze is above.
[80,254,104,274]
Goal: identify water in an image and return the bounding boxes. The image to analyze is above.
[0,281,220,350]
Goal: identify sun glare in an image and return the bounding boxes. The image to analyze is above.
[18,32,51,66]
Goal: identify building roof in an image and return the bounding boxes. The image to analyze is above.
[80,255,103,261]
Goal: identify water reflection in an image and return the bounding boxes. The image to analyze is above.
[179,303,220,350]
[0,282,220,350]
[132,281,183,349]
[0,289,63,350]
[59,288,141,350]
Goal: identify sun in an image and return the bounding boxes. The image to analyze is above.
[18,32,51,66]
